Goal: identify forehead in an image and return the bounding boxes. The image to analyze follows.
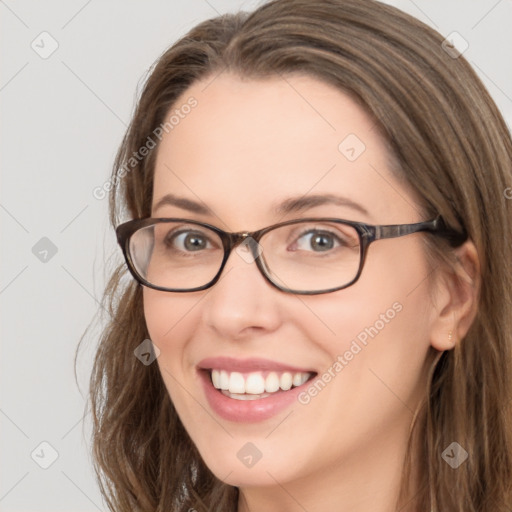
[152,73,415,227]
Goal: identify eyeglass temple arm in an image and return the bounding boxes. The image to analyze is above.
[373,216,467,247]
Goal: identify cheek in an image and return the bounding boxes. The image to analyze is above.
[142,288,203,383]
[142,288,204,420]
[303,241,431,347]
[143,288,197,344]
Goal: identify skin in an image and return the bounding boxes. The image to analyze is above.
[143,73,479,512]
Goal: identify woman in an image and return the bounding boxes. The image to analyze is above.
[88,0,512,510]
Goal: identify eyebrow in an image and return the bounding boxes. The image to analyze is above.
[152,193,370,218]
[274,194,370,217]
[153,194,211,215]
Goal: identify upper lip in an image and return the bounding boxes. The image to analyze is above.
[197,356,316,373]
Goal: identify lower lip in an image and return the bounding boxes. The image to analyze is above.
[198,370,312,423]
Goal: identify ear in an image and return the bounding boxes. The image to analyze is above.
[429,240,481,351]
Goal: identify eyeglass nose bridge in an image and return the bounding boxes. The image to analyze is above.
[208,230,269,288]
[224,231,264,263]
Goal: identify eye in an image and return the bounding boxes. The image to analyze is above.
[293,229,341,252]
[165,229,213,252]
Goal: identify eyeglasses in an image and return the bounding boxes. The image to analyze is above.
[115,216,467,295]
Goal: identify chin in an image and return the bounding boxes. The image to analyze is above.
[193,436,307,488]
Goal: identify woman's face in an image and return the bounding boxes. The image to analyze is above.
[144,73,438,490]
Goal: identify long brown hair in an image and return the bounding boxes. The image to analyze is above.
[82,0,512,510]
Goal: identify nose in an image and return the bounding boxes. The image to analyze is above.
[201,241,282,340]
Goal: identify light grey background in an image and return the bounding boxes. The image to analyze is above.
[1,1,511,510]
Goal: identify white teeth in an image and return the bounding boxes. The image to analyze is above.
[211,369,221,389]
[222,391,271,400]
[265,372,280,393]
[219,370,229,390]
[210,369,312,395]
[280,372,293,391]
[293,372,305,386]
[229,372,245,394]
[245,373,266,394]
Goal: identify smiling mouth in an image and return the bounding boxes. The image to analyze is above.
[204,368,317,400]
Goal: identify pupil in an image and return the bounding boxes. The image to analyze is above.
[184,234,206,251]
[312,233,333,251]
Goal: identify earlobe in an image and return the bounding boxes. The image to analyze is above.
[431,328,456,352]
[429,239,481,352]
[447,330,455,349]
